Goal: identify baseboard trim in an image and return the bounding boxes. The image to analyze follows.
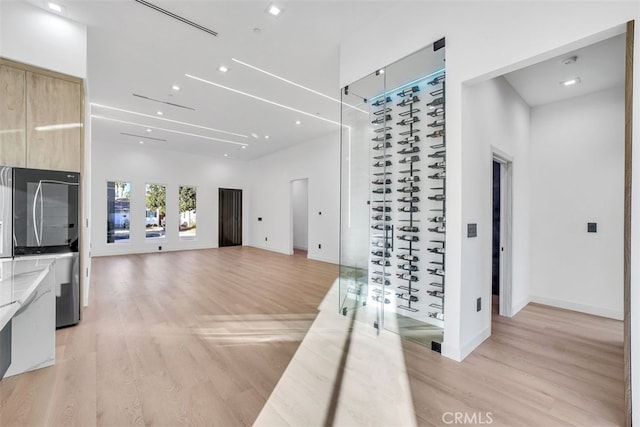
[307,254,338,264]
[511,297,529,316]
[461,327,491,361]
[529,295,623,320]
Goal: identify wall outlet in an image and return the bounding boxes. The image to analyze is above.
[318,243,321,249]
[158,246,162,251]
[476,297,481,312]
[265,237,268,241]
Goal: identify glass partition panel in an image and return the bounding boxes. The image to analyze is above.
[107,181,130,243]
[340,40,446,350]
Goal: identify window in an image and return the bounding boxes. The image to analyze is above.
[179,186,197,240]
[145,183,166,240]
[107,181,131,243]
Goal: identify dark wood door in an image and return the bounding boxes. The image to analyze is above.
[219,188,242,247]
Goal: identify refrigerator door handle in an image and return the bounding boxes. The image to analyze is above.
[31,181,43,247]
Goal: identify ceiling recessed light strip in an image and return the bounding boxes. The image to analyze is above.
[90,103,248,138]
[185,73,343,127]
[231,58,367,114]
[91,115,248,146]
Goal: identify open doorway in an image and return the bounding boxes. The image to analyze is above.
[491,155,512,318]
[291,179,309,257]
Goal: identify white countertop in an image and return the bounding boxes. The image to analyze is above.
[0,257,54,331]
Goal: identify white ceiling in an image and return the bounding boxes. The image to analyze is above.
[504,33,625,107]
[29,0,392,160]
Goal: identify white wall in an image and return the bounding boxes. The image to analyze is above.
[461,76,531,357]
[339,0,639,363]
[530,86,624,319]
[247,131,340,264]
[291,179,309,251]
[91,141,249,256]
[0,1,87,78]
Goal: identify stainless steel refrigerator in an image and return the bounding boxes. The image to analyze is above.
[0,166,80,328]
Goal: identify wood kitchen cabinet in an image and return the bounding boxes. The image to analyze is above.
[0,58,83,172]
[0,64,27,167]
[26,72,82,172]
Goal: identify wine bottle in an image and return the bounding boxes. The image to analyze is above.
[371,223,392,230]
[398,135,420,145]
[398,206,419,213]
[427,97,444,107]
[398,176,420,183]
[427,268,445,276]
[398,146,420,155]
[371,133,392,142]
[372,160,392,167]
[428,119,445,128]
[372,178,392,185]
[397,96,420,107]
[372,188,391,194]
[427,130,445,138]
[397,225,419,232]
[397,85,420,97]
[371,114,392,125]
[372,142,392,150]
[398,254,419,262]
[399,155,420,164]
[428,162,446,169]
[427,108,444,117]
[398,235,419,242]
[397,196,419,203]
[371,214,391,221]
[396,273,418,281]
[398,186,420,193]
[427,75,445,86]
[397,116,420,126]
[372,206,391,212]
[428,150,446,159]
[428,216,446,223]
[428,172,446,179]
[371,96,391,107]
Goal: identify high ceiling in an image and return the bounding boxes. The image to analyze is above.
[27,0,391,160]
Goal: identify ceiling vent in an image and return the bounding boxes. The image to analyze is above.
[133,93,196,111]
[134,0,218,37]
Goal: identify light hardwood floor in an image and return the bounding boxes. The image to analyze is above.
[0,248,624,426]
[0,247,338,426]
[403,301,624,426]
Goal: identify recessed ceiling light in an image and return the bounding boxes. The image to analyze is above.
[561,77,581,86]
[267,4,282,16]
[250,132,259,138]
[253,27,262,34]
[218,65,228,73]
[241,146,247,149]
[172,84,181,91]
[295,120,301,125]
[48,2,64,13]
[146,128,152,133]
[139,141,144,144]
[264,135,270,139]
[224,153,229,157]
[157,111,163,116]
